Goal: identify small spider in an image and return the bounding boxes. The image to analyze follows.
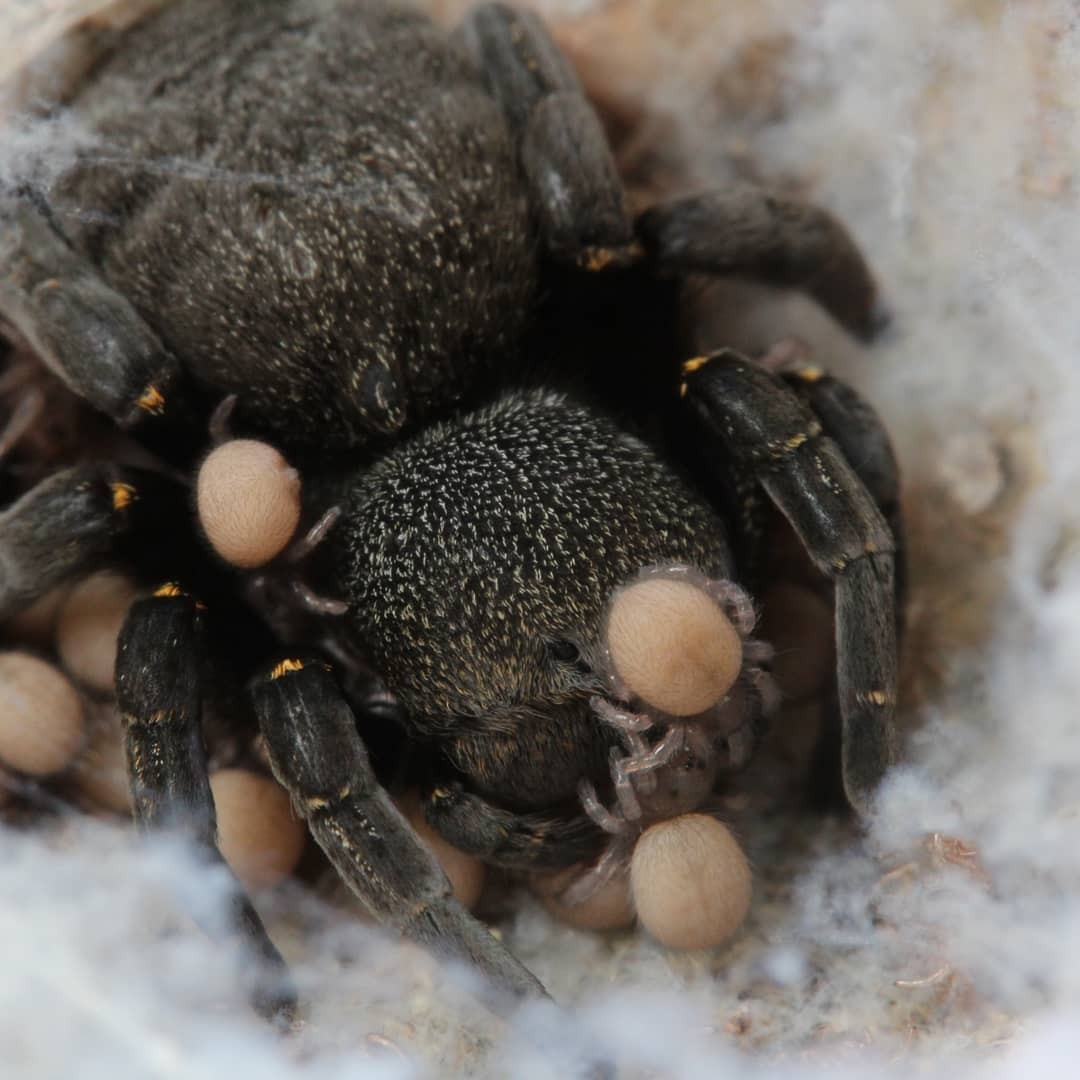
[0,0,903,1048]
[564,564,778,907]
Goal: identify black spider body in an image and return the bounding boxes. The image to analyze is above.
[46,0,535,454]
[40,0,746,810]
[0,0,902,1049]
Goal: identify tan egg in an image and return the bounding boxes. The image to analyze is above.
[210,768,307,891]
[55,572,139,694]
[631,813,751,950]
[607,577,742,716]
[3,585,69,647]
[758,583,834,702]
[70,704,132,814]
[398,791,486,909]
[197,439,301,568]
[0,651,85,776]
[533,866,635,932]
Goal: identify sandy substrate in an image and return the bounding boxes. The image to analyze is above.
[2,2,1080,1078]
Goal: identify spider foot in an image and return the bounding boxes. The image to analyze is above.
[208,393,238,444]
[558,835,634,907]
[577,778,631,836]
[286,505,343,563]
[289,578,348,617]
[250,967,301,1034]
[244,506,349,634]
[589,694,654,736]
[701,576,758,636]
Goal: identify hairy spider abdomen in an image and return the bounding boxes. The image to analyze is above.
[45,0,535,454]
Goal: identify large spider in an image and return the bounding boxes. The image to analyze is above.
[0,0,901,1044]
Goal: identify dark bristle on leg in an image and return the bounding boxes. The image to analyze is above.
[682,350,898,817]
[116,590,297,1026]
[0,463,191,617]
[637,188,886,340]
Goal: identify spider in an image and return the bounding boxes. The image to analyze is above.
[0,0,902,1044]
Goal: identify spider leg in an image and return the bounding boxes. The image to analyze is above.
[456,3,636,266]
[558,836,633,907]
[637,188,884,340]
[422,781,607,869]
[682,350,897,816]
[612,725,681,790]
[0,463,190,616]
[778,361,908,809]
[780,362,907,612]
[0,197,202,459]
[115,588,296,1025]
[285,505,343,563]
[249,659,548,1012]
[577,779,630,837]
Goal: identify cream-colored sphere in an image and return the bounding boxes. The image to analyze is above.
[0,651,85,776]
[197,439,301,568]
[210,768,307,890]
[607,578,742,715]
[56,572,139,694]
[631,813,751,950]
[399,791,486,909]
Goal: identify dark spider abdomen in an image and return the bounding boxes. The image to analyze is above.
[46,0,535,454]
[318,390,737,806]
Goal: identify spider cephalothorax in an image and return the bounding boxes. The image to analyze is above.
[0,0,902,1055]
[562,565,778,899]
